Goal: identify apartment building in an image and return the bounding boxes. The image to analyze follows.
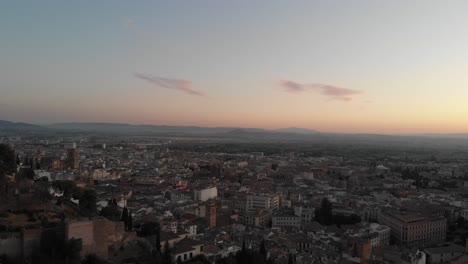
[378,210,446,247]
[246,194,279,213]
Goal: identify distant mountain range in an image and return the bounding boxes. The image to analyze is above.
[272,127,319,134]
[0,120,45,131]
[0,120,319,136]
[1,120,468,146]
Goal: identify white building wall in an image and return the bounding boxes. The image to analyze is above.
[194,187,218,202]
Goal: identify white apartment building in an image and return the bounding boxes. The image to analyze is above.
[246,194,279,212]
[194,187,218,202]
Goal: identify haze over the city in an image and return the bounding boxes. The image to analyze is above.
[2,0,468,133]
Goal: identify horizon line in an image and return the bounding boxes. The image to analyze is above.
[1,119,468,136]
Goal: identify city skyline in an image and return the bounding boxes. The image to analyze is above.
[2,1,468,133]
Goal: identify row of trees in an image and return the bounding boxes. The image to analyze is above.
[99,201,133,231]
[52,180,98,214]
[219,240,273,264]
[0,144,16,199]
[136,222,173,264]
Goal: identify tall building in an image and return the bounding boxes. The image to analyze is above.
[378,210,446,247]
[193,187,217,202]
[66,147,79,170]
[206,203,216,228]
[246,194,279,213]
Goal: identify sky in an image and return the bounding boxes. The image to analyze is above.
[1,0,468,134]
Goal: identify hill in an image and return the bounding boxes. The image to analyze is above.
[0,120,45,131]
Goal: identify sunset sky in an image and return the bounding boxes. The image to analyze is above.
[1,1,468,133]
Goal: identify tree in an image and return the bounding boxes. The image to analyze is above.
[121,206,129,229]
[35,181,52,202]
[259,239,267,260]
[140,221,160,237]
[72,187,84,200]
[0,144,15,198]
[0,144,16,175]
[156,223,161,253]
[316,198,333,225]
[121,206,128,222]
[127,210,133,231]
[79,188,97,214]
[81,254,108,264]
[99,205,121,221]
[40,228,63,262]
[185,255,211,264]
[457,216,466,228]
[162,241,172,264]
[52,180,78,197]
[238,240,247,264]
[139,222,161,253]
[0,254,14,264]
[63,238,83,264]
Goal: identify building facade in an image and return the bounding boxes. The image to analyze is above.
[378,211,446,247]
[194,187,218,202]
[246,194,279,213]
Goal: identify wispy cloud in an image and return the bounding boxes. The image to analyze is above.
[279,79,363,101]
[135,73,205,96]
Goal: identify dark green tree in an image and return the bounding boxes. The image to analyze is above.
[457,216,466,228]
[99,204,121,221]
[0,254,14,264]
[316,198,333,225]
[79,188,97,214]
[127,210,133,231]
[140,221,159,236]
[238,240,247,264]
[156,224,161,253]
[0,144,16,174]
[259,239,267,260]
[63,238,83,264]
[51,180,77,197]
[162,241,172,264]
[40,228,63,262]
[139,222,161,253]
[121,206,129,229]
[0,144,16,198]
[81,254,108,264]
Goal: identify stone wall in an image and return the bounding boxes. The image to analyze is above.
[0,232,22,261]
[66,220,95,256]
[66,218,132,259]
[22,228,42,259]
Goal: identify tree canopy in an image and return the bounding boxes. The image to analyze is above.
[0,144,16,175]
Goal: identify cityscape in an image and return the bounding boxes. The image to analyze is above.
[2,1,468,264]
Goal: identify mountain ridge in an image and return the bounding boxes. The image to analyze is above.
[1,120,468,138]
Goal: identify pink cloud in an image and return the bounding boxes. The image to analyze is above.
[135,73,205,96]
[279,80,305,93]
[279,79,363,101]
